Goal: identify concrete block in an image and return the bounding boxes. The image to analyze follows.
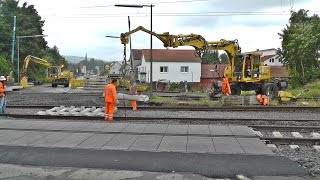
[165,125,188,135]
[129,135,162,151]
[52,133,94,148]
[157,136,187,152]
[313,145,320,152]
[143,124,168,134]
[187,136,215,153]
[187,125,210,135]
[209,125,232,136]
[311,132,320,138]
[229,126,256,136]
[289,145,300,150]
[267,144,277,151]
[253,131,263,137]
[102,134,138,150]
[272,131,283,138]
[237,138,273,155]
[77,134,116,149]
[291,132,303,138]
[212,137,245,154]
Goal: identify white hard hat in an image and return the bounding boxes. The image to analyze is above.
[0,76,6,81]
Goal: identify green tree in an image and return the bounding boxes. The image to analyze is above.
[0,55,10,75]
[219,53,228,64]
[201,50,219,64]
[278,9,320,87]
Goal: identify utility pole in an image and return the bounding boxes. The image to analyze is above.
[10,16,16,83]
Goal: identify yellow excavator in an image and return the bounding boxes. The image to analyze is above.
[120,26,286,98]
[20,55,73,87]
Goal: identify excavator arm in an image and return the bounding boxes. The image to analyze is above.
[21,55,52,77]
[120,26,208,54]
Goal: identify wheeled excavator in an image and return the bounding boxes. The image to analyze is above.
[20,55,73,87]
[120,26,286,98]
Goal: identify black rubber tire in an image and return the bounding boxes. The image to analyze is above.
[230,84,241,95]
[64,83,69,87]
[52,83,57,87]
[262,83,279,99]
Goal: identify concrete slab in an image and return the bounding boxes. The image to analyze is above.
[157,136,187,152]
[209,125,232,136]
[61,122,92,131]
[0,130,31,145]
[129,135,163,151]
[229,126,256,136]
[121,124,148,133]
[187,136,215,153]
[77,134,116,149]
[79,122,109,132]
[8,131,50,146]
[237,138,273,155]
[0,120,32,129]
[143,124,168,134]
[23,121,56,130]
[101,134,138,150]
[51,133,94,148]
[212,137,245,154]
[29,132,71,147]
[188,125,210,135]
[43,122,75,131]
[100,123,128,133]
[165,125,188,135]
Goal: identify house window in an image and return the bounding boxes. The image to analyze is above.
[272,58,275,63]
[181,66,189,73]
[160,66,168,73]
[269,59,271,63]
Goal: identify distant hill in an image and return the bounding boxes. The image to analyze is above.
[63,55,108,64]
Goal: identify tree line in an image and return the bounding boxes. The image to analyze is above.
[0,0,67,82]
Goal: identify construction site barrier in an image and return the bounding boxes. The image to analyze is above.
[71,79,84,89]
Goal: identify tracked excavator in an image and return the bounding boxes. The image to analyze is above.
[120,26,286,98]
[21,55,73,87]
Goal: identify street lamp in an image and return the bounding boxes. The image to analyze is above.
[115,4,154,96]
[16,34,48,82]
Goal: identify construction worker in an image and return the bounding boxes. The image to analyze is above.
[104,79,118,121]
[0,76,7,114]
[129,79,137,110]
[6,74,10,85]
[222,76,231,95]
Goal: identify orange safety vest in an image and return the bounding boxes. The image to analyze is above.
[104,83,117,103]
[0,82,5,97]
[129,84,137,95]
[222,77,231,95]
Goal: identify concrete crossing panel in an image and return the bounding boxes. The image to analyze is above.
[29,132,71,147]
[121,124,148,133]
[188,125,210,135]
[8,131,50,146]
[79,122,109,132]
[100,123,128,133]
[43,122,75,131]
[209,125,232,136]
[187,136,215,153]
[237,138,273,155]
[166,125,188,135]
[229,126,256,136]
[143,124,168,134]
[0,130,31,145]
[101,134,138,150]
[157,136,187,152]
[212,137,245,154]
[52,133,94,148]
[129,135,163,151]
[61,122,92,131]
[77,134,116,149]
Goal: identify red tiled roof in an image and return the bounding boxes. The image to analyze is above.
[132,49,142,60]
[201,64,228,79]
[270,66,289,78]
[261,55,276,62]
[142,49,201,63]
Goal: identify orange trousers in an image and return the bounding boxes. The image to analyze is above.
[105,102,115,121]
[131,100,137,110]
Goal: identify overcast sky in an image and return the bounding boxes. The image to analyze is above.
[19,0,319,61]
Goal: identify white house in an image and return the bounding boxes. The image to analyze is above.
[134,49,201,83]
[109,61,122,75]
[248,48,283,66]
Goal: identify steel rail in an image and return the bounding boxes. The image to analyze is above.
[1,114,319,122]
[262,137,320,145]
[6,105,320,111]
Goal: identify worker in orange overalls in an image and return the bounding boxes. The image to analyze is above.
[222,76,231,95]
[104,79,118,121]
[0,76,7,114]
[129,79,138,111]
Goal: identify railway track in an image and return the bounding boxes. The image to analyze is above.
[6,105,320,111]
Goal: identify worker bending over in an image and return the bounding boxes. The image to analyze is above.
[104,79,118,121]
[0,76,7,114]
[222,76,231,95]
[129,79,138,110]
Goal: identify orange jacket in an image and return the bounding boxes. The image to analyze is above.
[222,77,231,95]
[129,85,137,95]
[0,82,5,97]
[104,83,117,103]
